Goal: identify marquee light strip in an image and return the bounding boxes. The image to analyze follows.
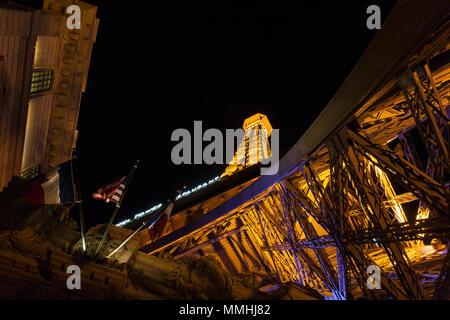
[115,176,221,227]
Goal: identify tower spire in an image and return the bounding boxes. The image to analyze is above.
[221,113,272,177]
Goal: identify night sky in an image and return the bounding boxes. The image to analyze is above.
[15,0,396,228]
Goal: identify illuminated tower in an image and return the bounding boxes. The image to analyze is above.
[221,113,272,177]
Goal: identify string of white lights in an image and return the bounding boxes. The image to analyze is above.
[115,176,221,227]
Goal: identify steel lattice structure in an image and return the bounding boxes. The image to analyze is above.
[140,1,450,299]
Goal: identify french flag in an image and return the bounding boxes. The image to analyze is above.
[145,201,174,241]
[23,161,75,205]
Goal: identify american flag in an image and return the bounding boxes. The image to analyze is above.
[92,176,126,204]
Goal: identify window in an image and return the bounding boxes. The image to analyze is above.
[20,164,40,180]
[30,70,53,93]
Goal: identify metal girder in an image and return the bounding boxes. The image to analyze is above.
[347,129,448,214]
[397,67,449,222]
[285,165,358,299]
[244,206,294,283]
[248,196,333,293]
[303,159,359,299]
[173,227,245,259]
[345,244,408,299]
[276,187,305,285]
[282,178,330,232]
[163,214,245,258]
[344,216,450,244]
[279,182,342,298]
[343,133,425,299]
[301,131,422,300]
[346,192,417,217]
[264,216,450,249]
[399,64,449,174]
[262,236,335,251]
[344,134,424,299]
[254,201,309,285]
[250,205,283,282]
[328,143,354,299]
[433,245,450,299]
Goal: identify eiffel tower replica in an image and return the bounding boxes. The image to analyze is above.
[222,113,273,177]
[1,0,449,301]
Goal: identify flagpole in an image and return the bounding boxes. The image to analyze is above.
[105,222,146,259]
[105,199,174,259]
[94,159,140,256]
[72,149,86,253]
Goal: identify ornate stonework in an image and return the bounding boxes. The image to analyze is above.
[0,203,322,299]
